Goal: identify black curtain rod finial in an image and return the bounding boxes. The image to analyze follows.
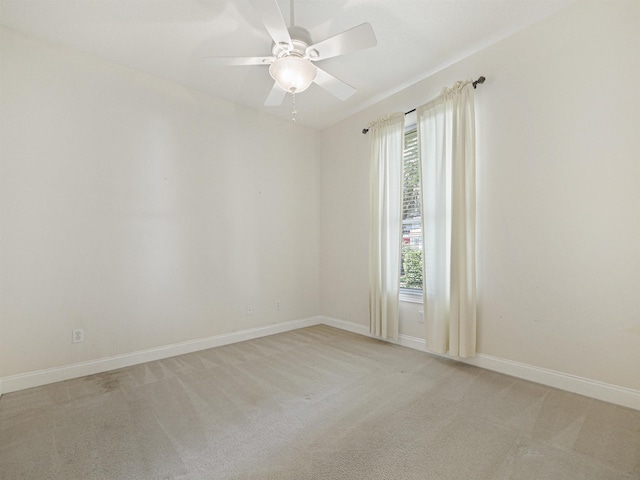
[473,76,486,89]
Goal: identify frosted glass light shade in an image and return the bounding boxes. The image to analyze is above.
[269,56,317,93]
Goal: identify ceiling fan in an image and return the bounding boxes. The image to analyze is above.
[203,0,377,107]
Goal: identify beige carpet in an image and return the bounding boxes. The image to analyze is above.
[1,325,639,479]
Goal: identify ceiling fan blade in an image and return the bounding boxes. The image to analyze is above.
[202,56,273,66]
[307,23,377,61]
[313,67,356,101]
[249,0,292,49]
[264,82,287,107]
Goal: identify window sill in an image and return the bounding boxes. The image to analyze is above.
[399,289,423,304]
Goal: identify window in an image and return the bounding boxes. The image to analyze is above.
[400,125,423,297]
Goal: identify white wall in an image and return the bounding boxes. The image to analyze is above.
[0,28,321,378]
[320,1,640,391]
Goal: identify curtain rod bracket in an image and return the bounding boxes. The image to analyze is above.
[362,76,485,134]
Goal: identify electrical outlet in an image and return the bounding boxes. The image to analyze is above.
[72,328,84,343]
[275,299,281,310]
[246,305,253,316]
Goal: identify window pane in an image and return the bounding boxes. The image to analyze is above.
[400,127,423,290]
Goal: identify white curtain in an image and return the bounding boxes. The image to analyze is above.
[417,81,476,358]
[368,113,405,341]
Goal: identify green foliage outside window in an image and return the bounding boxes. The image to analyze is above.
[401,245,423,290]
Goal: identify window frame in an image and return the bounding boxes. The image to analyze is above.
[399,116,423,303]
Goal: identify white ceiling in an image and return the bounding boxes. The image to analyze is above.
[0,0,576,129]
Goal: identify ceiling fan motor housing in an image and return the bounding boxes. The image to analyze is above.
[272,26,317,59]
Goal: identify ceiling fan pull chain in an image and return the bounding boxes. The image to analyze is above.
[291,91,297,123]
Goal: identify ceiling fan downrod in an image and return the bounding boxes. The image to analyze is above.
[290,0,295,27]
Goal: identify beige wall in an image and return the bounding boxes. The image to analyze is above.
[320,1,640,390]
[0,28,321,378]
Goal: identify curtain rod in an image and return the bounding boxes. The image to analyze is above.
[361,76,485,134]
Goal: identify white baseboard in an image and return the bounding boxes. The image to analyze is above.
[320,316,428,351]
[320,316,640,411]
[321,316,370,336]
[467,352,640,411]
[2,315,639,411]
[0,316,322,396]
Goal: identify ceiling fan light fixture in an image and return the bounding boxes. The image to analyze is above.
[269,56,317,93]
